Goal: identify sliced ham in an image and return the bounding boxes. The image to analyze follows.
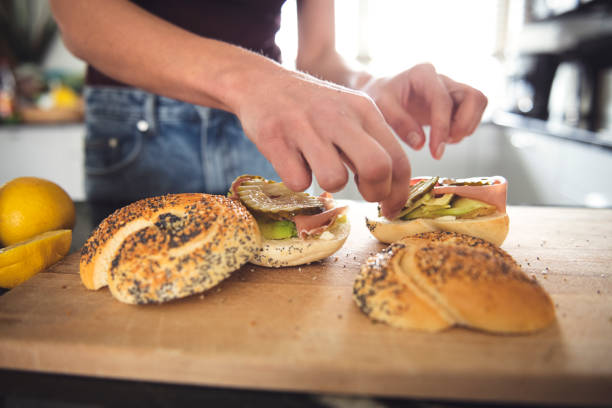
[293,205,348,239]
[432,176,507,213]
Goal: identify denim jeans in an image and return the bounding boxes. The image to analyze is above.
[84,86,278,204]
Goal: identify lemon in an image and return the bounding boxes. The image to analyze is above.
[0,177,75,247]
[51,84,80,109]
[0,229,72,288]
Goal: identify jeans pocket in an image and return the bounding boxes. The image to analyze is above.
[85,115,143,176]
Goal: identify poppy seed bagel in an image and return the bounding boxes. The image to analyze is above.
[354,231,555,334]
[353,242,453,332]
[80,193,260,304]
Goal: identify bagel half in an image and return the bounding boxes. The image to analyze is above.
[366,212,509,247]
[229,174,350,268]
[80,193,260,304]
[354,231,555,334]
[251,218,350,268]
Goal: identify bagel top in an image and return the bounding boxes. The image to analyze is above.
[353,242,454,332]
[80,193,261,304]
[354,231,555,334]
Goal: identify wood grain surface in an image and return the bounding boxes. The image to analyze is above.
[1,203,611,406]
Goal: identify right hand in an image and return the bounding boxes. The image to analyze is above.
[235,70,412,219]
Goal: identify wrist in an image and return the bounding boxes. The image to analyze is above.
[198,45,288,114]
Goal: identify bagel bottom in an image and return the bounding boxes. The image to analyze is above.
[251,220,350,268]
[366,212,509,247]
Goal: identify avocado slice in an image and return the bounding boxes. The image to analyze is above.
[403,197,496,220]
[256,218,297,240]
[399,193,453,220]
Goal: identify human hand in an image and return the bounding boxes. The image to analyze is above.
[363,63,488,159]
[235,70,412,218]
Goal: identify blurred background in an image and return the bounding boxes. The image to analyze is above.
[1,0,611,208]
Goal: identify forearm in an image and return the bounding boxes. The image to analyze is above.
[50,0,286,113]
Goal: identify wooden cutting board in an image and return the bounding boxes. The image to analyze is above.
[1,203,611,406]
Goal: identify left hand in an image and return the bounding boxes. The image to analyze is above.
[362,63,488,160]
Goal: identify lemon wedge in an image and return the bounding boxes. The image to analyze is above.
[0,229,72,288]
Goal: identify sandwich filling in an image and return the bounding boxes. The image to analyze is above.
[229,175,347,240]
[388,176,507,221]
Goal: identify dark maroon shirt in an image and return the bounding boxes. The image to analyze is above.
[86,0,286,86]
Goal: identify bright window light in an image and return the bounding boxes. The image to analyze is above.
[277,0,521,114]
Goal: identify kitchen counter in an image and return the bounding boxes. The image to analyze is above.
[1,201,611,407]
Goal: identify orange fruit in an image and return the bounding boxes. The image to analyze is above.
[0,229,72,288]
[0,177,75,247]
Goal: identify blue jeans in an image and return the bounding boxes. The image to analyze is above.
[84,86,278,204]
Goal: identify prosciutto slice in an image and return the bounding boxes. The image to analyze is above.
[293,205,348,239]
[433,176,507,213]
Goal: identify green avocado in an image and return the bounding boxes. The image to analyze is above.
[403,197,496,220]
[399,193,453,220]
[257,218,297,240]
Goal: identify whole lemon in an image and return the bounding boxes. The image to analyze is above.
[0,177,75,247]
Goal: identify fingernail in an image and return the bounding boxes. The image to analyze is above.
[435,142,445,159]
[408,131,422,148]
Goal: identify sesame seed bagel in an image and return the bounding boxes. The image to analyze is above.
[353,242,453,332]
[365,212,509,247]
[250,220,350,268]
[80,193,260,304]
[354,231,555,334]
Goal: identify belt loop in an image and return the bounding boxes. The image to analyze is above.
[137,92,157,136]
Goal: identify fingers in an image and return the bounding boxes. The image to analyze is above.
[293,122,349,193]
[378,98,425,150]
[255,131,312,192]
[425,79,453,160]
[361,114,411,218]
[334,110,411,218]
[405,63,453,160]
[440,75,488,143]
